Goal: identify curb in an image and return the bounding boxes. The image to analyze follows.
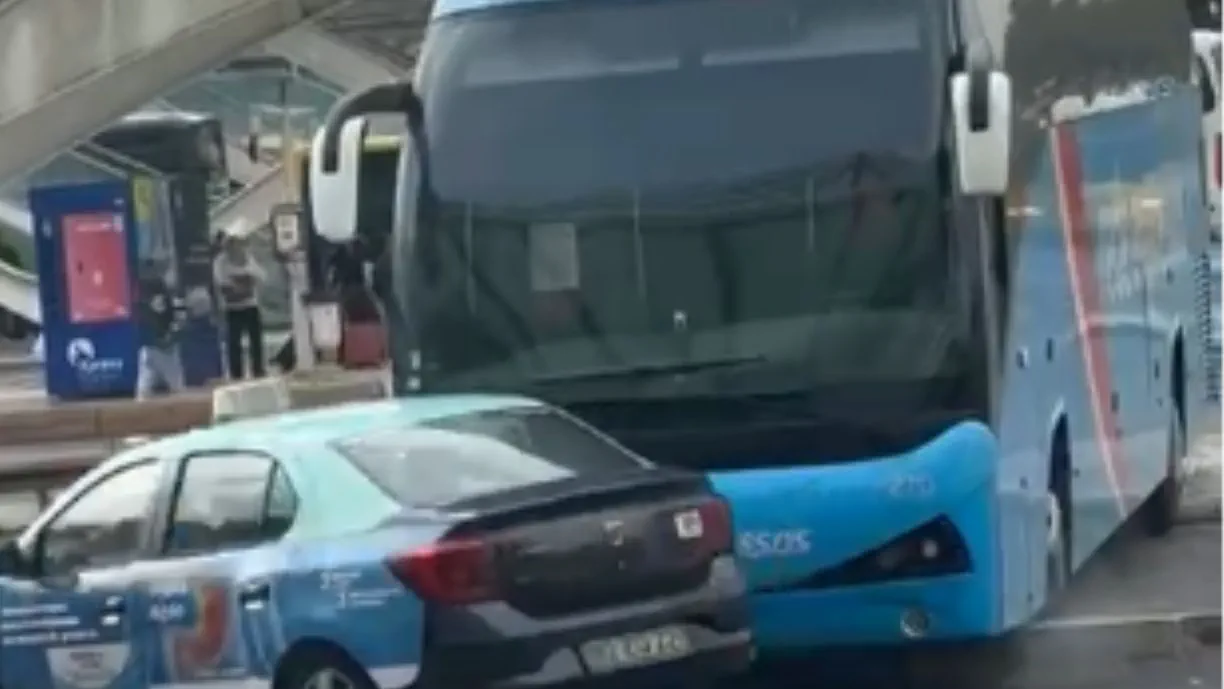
[0,356,35,375]
[0,441,121,478]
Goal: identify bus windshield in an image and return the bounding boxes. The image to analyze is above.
[405,0,963,402]
[421,0,943,203]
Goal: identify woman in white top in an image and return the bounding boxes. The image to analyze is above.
[213,223,266,380]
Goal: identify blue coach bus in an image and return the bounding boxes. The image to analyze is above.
[307,0,1213,650]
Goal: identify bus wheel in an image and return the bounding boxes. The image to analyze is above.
[1045,489,1070,598]
[1144,404,1186,537]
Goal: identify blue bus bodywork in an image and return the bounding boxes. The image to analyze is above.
[710,90,1212,646]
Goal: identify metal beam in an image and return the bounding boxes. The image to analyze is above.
[0,0,346,182]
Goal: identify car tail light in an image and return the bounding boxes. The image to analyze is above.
[694,497,733,556]
[387,538,499,605]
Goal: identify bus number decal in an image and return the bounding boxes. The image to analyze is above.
[738,530,813,559]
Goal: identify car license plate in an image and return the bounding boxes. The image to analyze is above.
[580,625,692,674]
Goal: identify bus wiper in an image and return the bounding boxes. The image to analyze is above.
[532,355,767,384]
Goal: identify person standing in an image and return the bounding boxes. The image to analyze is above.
[213,222,266,380]
[135,261,185,400]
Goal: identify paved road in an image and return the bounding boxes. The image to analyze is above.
[1182,416,1222,519]
[1048,522,1219,619]
[1094,649,1220,689]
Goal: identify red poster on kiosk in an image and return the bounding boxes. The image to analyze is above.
[62,212,132,324]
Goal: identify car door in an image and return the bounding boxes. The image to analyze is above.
[0,458,165,689]
[127,450,298,689]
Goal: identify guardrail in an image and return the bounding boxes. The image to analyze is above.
[0,368,389,472]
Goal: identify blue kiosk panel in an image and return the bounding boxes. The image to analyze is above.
[30,181,140,400]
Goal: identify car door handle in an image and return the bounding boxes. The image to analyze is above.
[99,595,125,627]
[237,580,271,608]
[101,595,126,614]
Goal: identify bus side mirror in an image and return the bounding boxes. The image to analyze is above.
[309,117,367,243]
[311,81,419,243]
[950,69,1012,196]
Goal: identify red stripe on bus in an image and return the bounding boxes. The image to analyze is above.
[1050,124,1129,518]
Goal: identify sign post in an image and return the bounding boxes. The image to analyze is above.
[271,203,318,371]
[29,181,140,399]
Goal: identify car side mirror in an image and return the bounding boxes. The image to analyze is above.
[0,540,30,578]
[950,68,1013,196]
[24,535,84,589]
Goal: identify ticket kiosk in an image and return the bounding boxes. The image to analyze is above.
[29,181,140,399]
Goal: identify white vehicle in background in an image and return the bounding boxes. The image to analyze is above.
[1193,29,1220,238]
[1193,29,1221,402]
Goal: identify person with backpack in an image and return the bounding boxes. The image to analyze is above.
[135,260,185,400]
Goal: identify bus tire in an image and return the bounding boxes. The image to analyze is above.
[1045,488,1070,598]
[1144,404,1186,537]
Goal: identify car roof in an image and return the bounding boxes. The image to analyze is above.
[119,394,542,460]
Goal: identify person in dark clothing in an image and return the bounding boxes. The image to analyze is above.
[135,262,185,399]
[330,241,366,289]
[272,330,297,373]
[333,240,382,323]
[272,238,385,373]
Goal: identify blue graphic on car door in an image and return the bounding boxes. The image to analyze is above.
[0,576,143,689]
[135,541,426,689]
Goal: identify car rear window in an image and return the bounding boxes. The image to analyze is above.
[332,406,648,507]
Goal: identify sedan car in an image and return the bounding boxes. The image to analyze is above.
[0,394,752,689]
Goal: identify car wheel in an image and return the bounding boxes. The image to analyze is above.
[1045,489,1070,600]
[1144,404,1186,538]
[279,650,377,689]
